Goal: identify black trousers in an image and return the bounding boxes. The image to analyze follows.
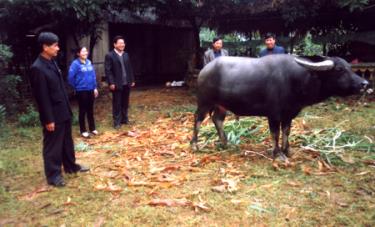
[77,90,95,133]
[42,119,80,184]
[112,85,130,126]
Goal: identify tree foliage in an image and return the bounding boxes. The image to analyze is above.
[0,44,22,116]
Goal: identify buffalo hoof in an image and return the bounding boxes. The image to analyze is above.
[282,149,290,158]
[278,152,289,162]
[214,141,227,150]
[272,148,280,159]
[190,141,199,152]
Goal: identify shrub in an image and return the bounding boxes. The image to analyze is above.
[18,105,39,127]
[0,44,22,115]
[0,44,13,64]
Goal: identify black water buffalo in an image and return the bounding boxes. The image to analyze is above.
[191,54,369,160]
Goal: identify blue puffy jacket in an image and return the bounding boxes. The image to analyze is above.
[68,58,97,91]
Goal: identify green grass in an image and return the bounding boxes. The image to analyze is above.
[0,89,374,226]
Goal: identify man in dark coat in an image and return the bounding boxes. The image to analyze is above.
[29,32,89,187]
[104,35,135,129]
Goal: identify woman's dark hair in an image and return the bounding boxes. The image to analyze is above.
[74,46,87,56]
[212,37,222,44]
[37,32,59,52]
[113,35,125,44]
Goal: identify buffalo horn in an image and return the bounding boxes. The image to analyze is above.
[295,57,334,71]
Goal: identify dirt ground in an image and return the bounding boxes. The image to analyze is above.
[0,87,374,226]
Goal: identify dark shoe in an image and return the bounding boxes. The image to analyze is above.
[114,124,121,129]
[65,164,90,174]
[121,120,129,124]
[77,164,90,172]
[48,178,66,187]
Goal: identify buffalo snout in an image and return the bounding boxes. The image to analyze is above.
[361,80,369,89]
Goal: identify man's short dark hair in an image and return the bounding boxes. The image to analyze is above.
[264,32,276,40]
[113,35,125,44]
[37,32,59,52]
[212,37,222,44]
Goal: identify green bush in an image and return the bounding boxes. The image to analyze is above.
[0,44,13,64]
[18,105,39,127]
[294,33,322,56]
[0,44,22,115]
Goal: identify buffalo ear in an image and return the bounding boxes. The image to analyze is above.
[334,63,345,72]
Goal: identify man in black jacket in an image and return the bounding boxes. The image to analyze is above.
[30,32,89,187]
[105,36,135,129]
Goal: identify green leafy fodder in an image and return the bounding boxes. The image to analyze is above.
[200,118,269,145]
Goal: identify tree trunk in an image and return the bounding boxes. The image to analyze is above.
[289,39,294,54]
[72,34,80,48]
[323,43,327,56]
[88,32,98,61]
[190,20,202,69]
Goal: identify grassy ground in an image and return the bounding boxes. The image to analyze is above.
[0,87,374,226]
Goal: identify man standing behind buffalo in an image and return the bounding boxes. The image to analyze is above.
[105,36,135,129]
[259,33,286,57]
[30,32,89,187]
[203,37,228,66]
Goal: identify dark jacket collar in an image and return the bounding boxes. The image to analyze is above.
[38,55,61,76]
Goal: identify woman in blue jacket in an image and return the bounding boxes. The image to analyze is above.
[68,47,98,138]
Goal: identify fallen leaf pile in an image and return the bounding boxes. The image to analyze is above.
[15,89,371,214]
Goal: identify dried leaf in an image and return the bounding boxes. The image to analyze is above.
[231,199,243,204]
[362,160,375,166]
[197,155,221,166]
[260,183,274,189]
[127,180,156,188]
[317,160,332,172]
[285,207,296,221]
[318,160,324,172]
[272,161,280,170]
[155,150,176,157]
[302,165,312,175]
[94,217,105,227]
[211,185,227,193]
[336,201,349,207]
[63,197,76,206]
[148,198,191,207]
[192,202,210,211]
[148,198,209,211]
[18,185,52,201]
[339,154,355,164]
[126,131,137,137]
[355,171,370,176]
[326,190,331,199]
[222,178,239,192]
[94,181,122,192]
[287,181,302,187]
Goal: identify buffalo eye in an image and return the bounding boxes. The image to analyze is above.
[334,65,346,73]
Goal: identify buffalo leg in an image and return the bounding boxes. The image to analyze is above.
[191,106,210,150]
[268,119,287,160]
[212,106,227,146]
[281,119,292,157]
